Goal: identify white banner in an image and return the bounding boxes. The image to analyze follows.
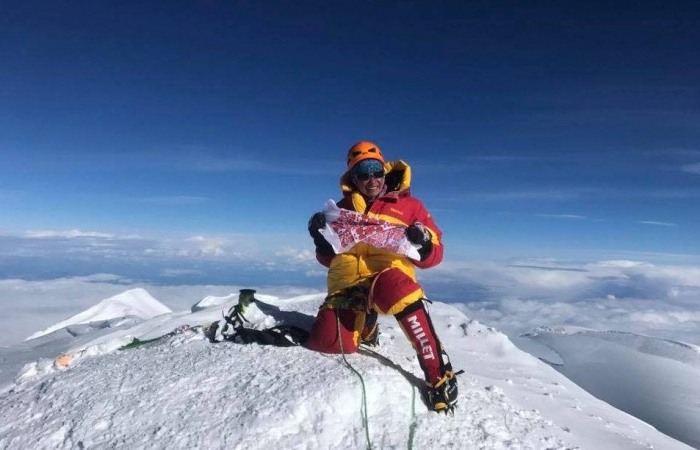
[317,199,421,260]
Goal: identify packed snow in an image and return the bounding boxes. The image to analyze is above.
[0,289,693,449]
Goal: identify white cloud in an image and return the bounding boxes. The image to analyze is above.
[161,269,205,277]
[435,258,700,346]
[25,229,115,239]
[596,260,651,268]
[639,221,678,227]
[185,236,228,257]
[681,163,700,174]
[1,229,318,272]
[535,214,588,220]
[628,310,700,325]
[304,269,328,278]
[275,247,317,263]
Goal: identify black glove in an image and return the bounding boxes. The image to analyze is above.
[406,222,433,261]
[308,212,334,256]
[308,212,326,237]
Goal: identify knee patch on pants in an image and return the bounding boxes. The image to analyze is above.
[306,308,365,354]
[370,268,424,315]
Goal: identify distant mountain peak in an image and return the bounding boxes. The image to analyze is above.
[24,288,171,341]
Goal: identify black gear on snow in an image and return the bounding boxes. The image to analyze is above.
[228,325,309,347]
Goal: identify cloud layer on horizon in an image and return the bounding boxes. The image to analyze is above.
[0,274,324,347]
[1,250,699,350]
[0,230,316,281]
[427,259,700,346]
[1,229,699,349]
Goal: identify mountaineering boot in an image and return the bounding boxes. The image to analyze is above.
[236,289,257,313]
[224,289,257,326]
[395,299,460,413]
[427,349,459,413]
[360,310,379,347]
[205,288,258,343]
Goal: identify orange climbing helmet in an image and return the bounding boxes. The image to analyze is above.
[346,141,385,171]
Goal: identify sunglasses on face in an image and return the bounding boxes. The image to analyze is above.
[354,170,385,181]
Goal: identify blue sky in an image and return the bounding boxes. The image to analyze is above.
[1,1,700,289]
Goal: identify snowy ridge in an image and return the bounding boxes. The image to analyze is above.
[190,291,291,313]
[526,328,700,449]
[528,327,700,357]
[581,330,700,365]
[24,288,172,341]
[190,293,238,312]
[0,290,693,449]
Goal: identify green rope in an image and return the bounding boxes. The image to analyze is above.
[408,386,417,450]
[360,344,418,450]
[337,314,372,450]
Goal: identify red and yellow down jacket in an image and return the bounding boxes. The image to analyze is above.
[317,160,443,294]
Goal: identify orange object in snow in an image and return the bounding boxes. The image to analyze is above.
[55,354,74,368]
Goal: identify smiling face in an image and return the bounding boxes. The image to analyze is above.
[352,169,386,200]
[349,157,386,200]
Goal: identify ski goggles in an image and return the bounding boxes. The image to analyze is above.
[354,170,385,181]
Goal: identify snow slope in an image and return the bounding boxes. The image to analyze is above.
[24,288,172,341]
[0,291,693,449]
[190,292,238,312]
[524,328,700,449]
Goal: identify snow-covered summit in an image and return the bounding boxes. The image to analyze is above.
[0,291,692,449]
[24,288,172,341]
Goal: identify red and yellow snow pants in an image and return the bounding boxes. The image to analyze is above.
[305,267,445,384]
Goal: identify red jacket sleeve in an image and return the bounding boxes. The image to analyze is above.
[410,199,443,269]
